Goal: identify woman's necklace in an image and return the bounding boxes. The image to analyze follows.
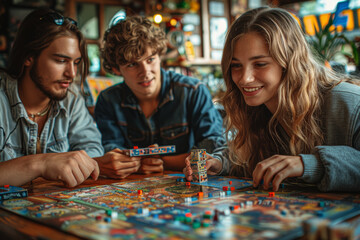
[27,102,52,120]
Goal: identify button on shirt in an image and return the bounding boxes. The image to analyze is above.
[0,72,104,161]
[95,68,225,154]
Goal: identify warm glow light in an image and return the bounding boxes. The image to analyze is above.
[154,14,163,24]
[170,18,177,26]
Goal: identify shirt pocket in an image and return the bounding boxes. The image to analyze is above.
[46,137,70,153]
[160,123,189,140]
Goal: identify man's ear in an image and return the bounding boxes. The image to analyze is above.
[112,67,122,76]
[24,57,34,67]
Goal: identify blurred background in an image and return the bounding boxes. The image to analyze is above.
[1,0,359,109]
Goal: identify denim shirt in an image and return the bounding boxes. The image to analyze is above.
[214,82,360,192]
[95,68,225,154]
[0,72,104,161]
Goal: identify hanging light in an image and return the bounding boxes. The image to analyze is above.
[153,14,163,24]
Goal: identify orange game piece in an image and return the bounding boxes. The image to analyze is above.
[137,190,143,195]
[198,192,204,197]
[229,181,232,185]
[134,146,138,149]
[269,192,275,197]
[186,182,191,186]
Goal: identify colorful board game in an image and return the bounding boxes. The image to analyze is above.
[1,175,360,240]
[124,145,176,157]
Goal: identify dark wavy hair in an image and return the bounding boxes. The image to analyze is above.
[102,16,167,73]
[6,8,88,87]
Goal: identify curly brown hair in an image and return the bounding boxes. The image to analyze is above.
[102,16,167,73]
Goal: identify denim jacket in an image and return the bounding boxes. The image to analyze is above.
[0,72,104,160]
[95,68,225,154]
[214,82,360,192]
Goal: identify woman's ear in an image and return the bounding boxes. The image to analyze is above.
[112,67,122,76]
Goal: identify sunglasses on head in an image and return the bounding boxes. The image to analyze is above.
[40,12,77,26]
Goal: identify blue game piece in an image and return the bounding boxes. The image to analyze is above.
[208,193,213,198]
[104,217,111,223]
[137,208,142,214]
[226,190,231,195]
[35,213,42,218]
[318,201,325,207]
[281,210,287,216]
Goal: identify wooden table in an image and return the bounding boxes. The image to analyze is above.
[0,172,166,240]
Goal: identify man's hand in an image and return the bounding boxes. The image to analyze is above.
[138,157,164,174]
[252,155,304,191]
[94,148,141,179]
[40,150,99,187]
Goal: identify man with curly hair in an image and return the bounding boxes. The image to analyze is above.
[95,16,225,177]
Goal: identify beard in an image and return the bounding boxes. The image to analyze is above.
[29,60,71,101]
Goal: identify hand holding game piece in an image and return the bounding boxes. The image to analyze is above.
[252,155,304,191]
[183,153,222,181]
[94,148,141,179]
[137,144,164,174]
[138,157,164,174]
[40,151,99,187]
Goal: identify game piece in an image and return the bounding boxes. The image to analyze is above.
[137,190,143,195]
[198,192,204,198]
[222,186,228,191]
[269,192,275,197]
[124,145,176,157]
[190,149,208,183]
[0,185,28,202]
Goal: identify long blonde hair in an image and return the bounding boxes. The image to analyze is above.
[221,7,343,174]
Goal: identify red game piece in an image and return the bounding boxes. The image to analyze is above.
[222,186,228,191]
[137,190,143,195]
[185,212,192,217]
[269,192,275,197]
[186,182,191,186]
[134,146,138,149]
[4,185,9,188]
[230,187,235,191]
[229,181,232,185]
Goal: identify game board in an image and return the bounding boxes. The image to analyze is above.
[1,175,360,240]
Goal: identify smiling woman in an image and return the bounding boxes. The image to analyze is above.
[184,6,360,193]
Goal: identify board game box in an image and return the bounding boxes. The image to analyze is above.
[0,185,28,202]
